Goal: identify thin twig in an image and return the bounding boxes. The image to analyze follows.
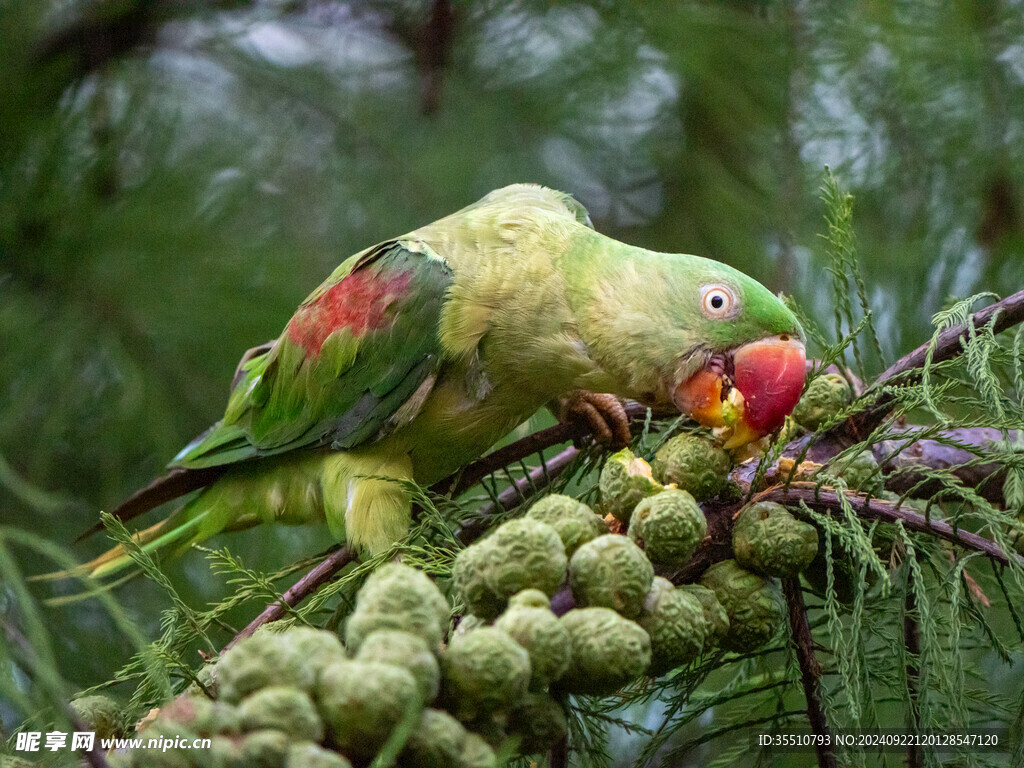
[839,288,1024,438]
[434,401,652,498]
[455,446,580,545]
[783,578,836,768]
[876,288,1024,384]
[672,481,1020,587]
[224,546,356,651]
[754,485,1020,567]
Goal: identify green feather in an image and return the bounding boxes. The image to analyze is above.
[171,240,453,469]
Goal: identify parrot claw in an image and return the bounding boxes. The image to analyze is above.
[557,391,632,449]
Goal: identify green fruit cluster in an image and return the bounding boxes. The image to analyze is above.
[451,508,651,727]
[113,440,800,768]
[452,518,568,620]
[113,564,501,768]
[115,625,354,768]
[454,492,731,697]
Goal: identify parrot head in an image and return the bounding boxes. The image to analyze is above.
[620,254,806,449]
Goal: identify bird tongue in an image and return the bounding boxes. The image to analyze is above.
[731,335,807,432]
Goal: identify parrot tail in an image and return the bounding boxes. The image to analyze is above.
[79,507,209,580]
[38,487,254,584]
[73,465,230,543]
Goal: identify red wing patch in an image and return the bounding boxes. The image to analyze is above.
[287,269,413,355]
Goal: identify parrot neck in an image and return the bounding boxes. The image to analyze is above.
[559,229,696,406]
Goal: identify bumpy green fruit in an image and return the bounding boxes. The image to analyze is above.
[189,662,219,700]
[569,534,654,619]
[482,519,568,598]
[287,627,347,679]
[494,591,571,690]
[732,501,819,578]
[792,373,852,430]
[507,693,568,754]
[218,629,315,703]
[239,686,323,743]
[556,608,651,695]
[823,450,883,495]
[441,628,531,720]
[628,489,707,568]
[453,520,567,620]
[240,729,291,768]
[508,588,550,609]
[452,543,506,620]
[286,743,353,768]
[158,693,240,738]
[344,563,450,653]
[651,435,731,501]
[639,577,709,674]
[70,695,122,740]
[400,708,468,768]
[679,584,730,643]
[316,661,423,761]
[129,722,196,768]
[207,735,246,768]
[700,560,785,652]
[526,494,608,555]
[599,448,665,523]
[356,629,440,702]
[460,732,497,768]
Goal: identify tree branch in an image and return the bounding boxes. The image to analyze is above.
[783,578,836,768]
[432,401,652,499]
[548,733,569,768]
[754,484,1019,567]
[876,427,1019,505]
[838,288,1024,438]
[877,289,1024,384]
[224,546,356,651]
[454,446,581,545]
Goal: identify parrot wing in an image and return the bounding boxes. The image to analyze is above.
[171,239,453,469]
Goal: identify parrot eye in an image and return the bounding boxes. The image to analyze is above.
[700,284,737,319]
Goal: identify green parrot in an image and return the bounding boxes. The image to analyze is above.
[74,184,805,578]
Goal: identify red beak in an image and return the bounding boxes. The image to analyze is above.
[731,335,807,433]
[672,335,806,447]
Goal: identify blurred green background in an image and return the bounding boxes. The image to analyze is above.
[2,0,1024,747]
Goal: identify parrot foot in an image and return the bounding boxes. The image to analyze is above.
[558,391,632,448]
